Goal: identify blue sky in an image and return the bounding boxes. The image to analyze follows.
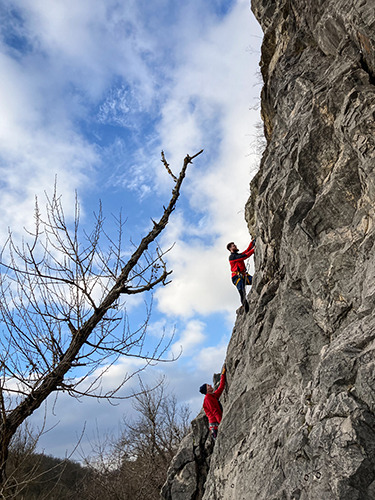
[0,0,263,459]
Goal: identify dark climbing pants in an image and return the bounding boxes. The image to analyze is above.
[209,422,219,440]
[232,273,252,306]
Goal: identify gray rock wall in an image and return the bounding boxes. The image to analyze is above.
[162,1,375,498]
[161,410,213,500]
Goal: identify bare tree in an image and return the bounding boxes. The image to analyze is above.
[82,378,191,500]
[121,378,190,463]
[0,150,203,494]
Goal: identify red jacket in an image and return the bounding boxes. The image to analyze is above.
[229,240,255,277]
[203,373,226,424]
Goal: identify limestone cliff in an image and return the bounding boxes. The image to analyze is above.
[162,0,375,498]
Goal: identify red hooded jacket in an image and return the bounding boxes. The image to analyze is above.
[203,373,226,424]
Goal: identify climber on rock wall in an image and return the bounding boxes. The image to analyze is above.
[227,239,255,313]
[199,365,226,440]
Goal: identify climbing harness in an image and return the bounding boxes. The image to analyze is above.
[233,271,252,287]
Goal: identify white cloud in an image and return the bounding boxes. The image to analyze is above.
[98,86,132,126]
[146,318,175,340]
[170,319,206,358]
[195,343,227,376]
[7,0,155,99]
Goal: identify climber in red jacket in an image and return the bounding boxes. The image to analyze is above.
[199,365,226,440]
[227,239,255,313]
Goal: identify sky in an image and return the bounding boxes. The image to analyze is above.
[0,0,263,460]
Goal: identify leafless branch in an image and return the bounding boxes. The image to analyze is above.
[161,151,177,182]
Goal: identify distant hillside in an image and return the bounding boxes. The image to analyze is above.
[6,450,88,499]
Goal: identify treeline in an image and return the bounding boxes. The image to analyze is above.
[5,450,87,499]
[5,381,189,500]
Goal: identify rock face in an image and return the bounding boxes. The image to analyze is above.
[161,410,213,500]
[162,1,375,499]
